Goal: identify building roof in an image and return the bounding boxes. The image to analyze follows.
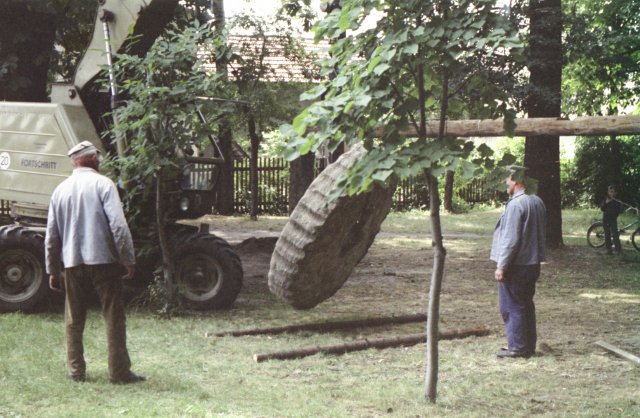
[202,35,329,83]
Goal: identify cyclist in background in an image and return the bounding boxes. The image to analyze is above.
[600,185,623,254]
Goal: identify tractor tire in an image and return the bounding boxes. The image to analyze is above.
[0,225,49,312]
[268,144,397,309]
[173,232,243,310]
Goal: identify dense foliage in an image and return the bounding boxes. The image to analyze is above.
[110,23,231,215]
[563,135,640,208]
[561,0,639,208]
[282,0,522,200]
[564,0,640,115]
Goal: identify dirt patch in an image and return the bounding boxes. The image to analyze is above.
[220,221,640,359]
[233,236,278,280]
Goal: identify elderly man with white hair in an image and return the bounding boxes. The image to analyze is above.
[45,140,144,384]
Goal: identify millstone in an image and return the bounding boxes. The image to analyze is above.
[268,144,397,309]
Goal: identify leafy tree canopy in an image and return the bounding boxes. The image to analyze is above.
[281,0,522,200]
[224,10,319,140]
[564,135,640,207]
[109,5,320,215]
[109,22,235,220]
[564,0,640,115]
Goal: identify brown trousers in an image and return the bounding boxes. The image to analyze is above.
[64,263,131,380]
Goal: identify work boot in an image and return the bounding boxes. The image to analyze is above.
[110,371,146,384]
[67,374,86,382]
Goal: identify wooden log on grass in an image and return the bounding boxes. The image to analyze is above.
[595,341,640,366]
[253,325,489,363]
[212,313,427,337]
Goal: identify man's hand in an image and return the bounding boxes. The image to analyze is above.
[122,265,135,280]
[49,274,64,293]
[494,268,506,282]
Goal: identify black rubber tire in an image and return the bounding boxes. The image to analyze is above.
[0,225,49,312]
[173,232,243,310]
[632,228,640,252]
[586,222,606,248]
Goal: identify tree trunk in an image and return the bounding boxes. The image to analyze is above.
[423,62,449,404]
[156,174,177,312]
[0,5,56,101]
[425,174,446,403]
[211,0,235,215]
[443,170,454,212]
[247,112,261,220]
[288,154,315,214]
[525,0,563,248]
[215,123,235,215]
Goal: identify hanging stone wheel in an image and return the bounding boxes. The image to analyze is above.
[268,144,397,309]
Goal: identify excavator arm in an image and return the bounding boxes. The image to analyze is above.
[74,0,179,93]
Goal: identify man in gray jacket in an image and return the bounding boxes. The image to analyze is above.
[45,141,144,383]
[490,166,546,358]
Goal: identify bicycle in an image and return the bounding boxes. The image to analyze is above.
[587,204,640,251]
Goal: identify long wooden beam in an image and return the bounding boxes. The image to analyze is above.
[211,313,427,337]
[595,340,640,366]
[253,325,489,362]
[397,115,640,138]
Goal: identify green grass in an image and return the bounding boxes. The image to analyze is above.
[382,207,501,236]
[1,209,639,417]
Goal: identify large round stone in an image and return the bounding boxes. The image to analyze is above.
[268,145,396,309]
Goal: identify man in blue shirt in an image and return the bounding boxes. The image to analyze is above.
[490,166,546,358]
[45,140,144,383]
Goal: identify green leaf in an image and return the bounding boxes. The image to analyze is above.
[372,169,394,182]
[338,10,351,31]
[380,47,397,61]
[292,109,309,135]
[300,85,327,101]
[403,43,419,55]
[460,160,477,178]
[499,153,518,166]
[477,143,494,157]
[367,56,382,72]
[373,63,391,76]
[354,93,372,107]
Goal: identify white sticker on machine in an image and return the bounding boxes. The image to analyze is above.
[0,152,10,170]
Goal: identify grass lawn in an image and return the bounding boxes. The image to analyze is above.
[1,208,638,417]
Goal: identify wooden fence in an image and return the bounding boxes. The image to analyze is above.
[0,159,496,220]
[233,158,495,214]
[234,157,291,214]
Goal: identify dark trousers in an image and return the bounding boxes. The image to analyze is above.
[498,264,540,353]
[64,263,131,380]
[603,217,621,252]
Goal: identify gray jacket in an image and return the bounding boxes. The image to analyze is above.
[490,190,546,269]
[45,168,135,275]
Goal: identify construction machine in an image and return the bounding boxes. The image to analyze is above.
[0,0,242,312]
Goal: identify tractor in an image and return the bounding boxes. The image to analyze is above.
[0,0,243,312]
